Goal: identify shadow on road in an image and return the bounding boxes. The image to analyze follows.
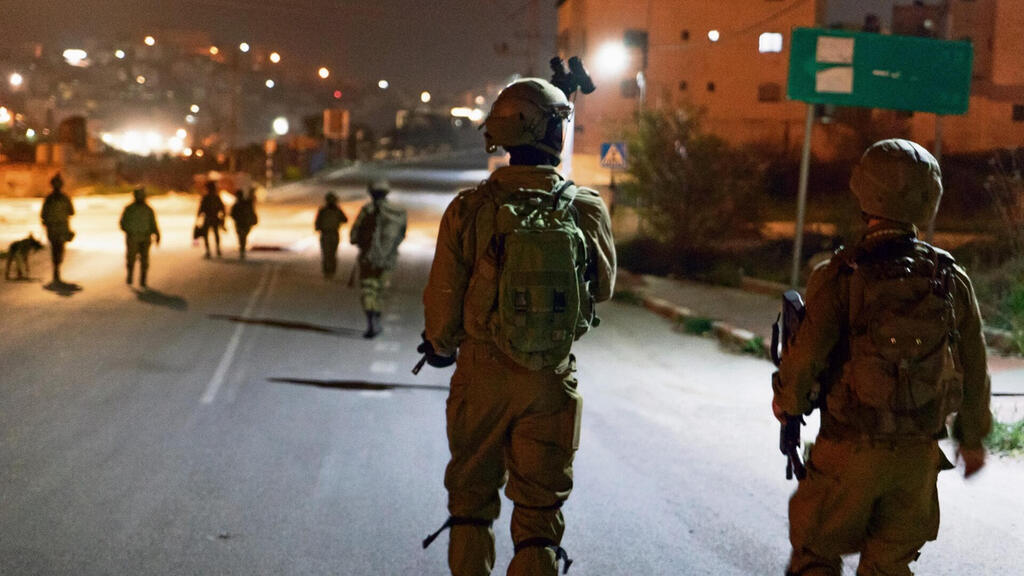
[269,377,448,393]
[209,314,364,337]
[135,288,188,311]
[43,281,83,297]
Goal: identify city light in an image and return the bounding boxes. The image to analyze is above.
[190,104,200,113]
[114,50,126,59]
[265,79,275,88]
[272,117,289,136]
[708,30,721,42]
[594,42,629,77]
[136,75,146,84]
[175,128,187,139]
[475,95,486,106]
[185,114,196,124]
[195,149,205,158]
[183,147,193,157]
[239,42,251,53]
[26,128,36,139]
[209,46,220,56]
[420,91,432,103]
[333,90,343,99]
[62,49,89,67]
[9,73,23,87]
[759,32,783,53]
[100,129,190,156]
[0,107,11,125]
[378,79,390,90]
[270,52,281,64]
[450,107,485,122]
[318,67,330,79]
[144,36,156,46]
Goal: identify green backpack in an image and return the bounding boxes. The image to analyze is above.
[840,241,964,436]
[472,180,595,370]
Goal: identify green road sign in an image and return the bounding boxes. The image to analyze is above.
[787,28,973,115]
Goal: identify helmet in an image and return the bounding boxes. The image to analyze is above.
[325,191,338,203]
[849,138,943,225]
[50,172,64,189]
[483,78,573,159]
[133,187,146,201]
[368,179,390,199]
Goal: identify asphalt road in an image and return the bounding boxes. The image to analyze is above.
[1,162,1022,575]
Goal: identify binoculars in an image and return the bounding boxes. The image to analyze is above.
[550,56,596,98]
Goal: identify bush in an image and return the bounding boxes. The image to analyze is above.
[985,420,1024,454]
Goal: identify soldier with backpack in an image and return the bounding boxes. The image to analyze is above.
[314,191,348,279]
[419,78,616,576]
[119,187,160,288]
[772,139,992,576]
[230,188,258,260]
[350,180,407,338]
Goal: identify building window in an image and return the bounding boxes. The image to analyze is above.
[1013,105,1024,122]
[759,32,784,53]
[758,82,782,102]
[621,79,640,99]
[707,81,716,92]
[679,80,688,91]
[681,30,690,41]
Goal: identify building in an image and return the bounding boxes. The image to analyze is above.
[557,0,1024,184]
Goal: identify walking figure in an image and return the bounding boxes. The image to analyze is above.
[350,180,407,338]
[230,188,258,260]
[119,187,161,288]
[314,191,348,279]
[197,181,226,258]
[39,172,75,284]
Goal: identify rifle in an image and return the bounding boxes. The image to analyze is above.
[771,289,808,481]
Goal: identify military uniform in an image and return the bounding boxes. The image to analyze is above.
[119,189,160,287]
[774,139,991,576]
[40,174,75,283]
[198,184,226,258]
[314,195,348,278]
[424,164,616,576]
[350,186,407,337]
[230,191,258,260]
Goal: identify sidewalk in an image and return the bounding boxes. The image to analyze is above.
[619,271,1024,423]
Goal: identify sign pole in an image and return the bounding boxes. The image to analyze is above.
[791,104,815,288]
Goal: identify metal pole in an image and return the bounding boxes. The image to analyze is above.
[928,0,952,243]
[790,104,815,288]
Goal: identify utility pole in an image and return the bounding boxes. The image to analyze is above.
[929,0,953,243]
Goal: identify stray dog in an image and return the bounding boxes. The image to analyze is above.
[4,234,44,280]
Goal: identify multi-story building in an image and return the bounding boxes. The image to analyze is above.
[557,0,1024,183]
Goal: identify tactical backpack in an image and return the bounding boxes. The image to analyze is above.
[837,241,964,436]
[469,179,596,370]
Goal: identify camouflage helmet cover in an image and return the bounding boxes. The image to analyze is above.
[849,138,943,225]
[133,187,146,201]
[482,78,572,159]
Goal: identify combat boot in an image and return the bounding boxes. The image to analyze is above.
[139,268,147,289]
[126,268,133,285]
[363,311,381,339]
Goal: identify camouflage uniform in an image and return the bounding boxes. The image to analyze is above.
[350,193,407,316]
[314,195,348,278]
[40,175,75,283]
[424,165,616,576]
[119,190,160,287]
[198,184,226,258]
[230,190,258,260]
[774,140,991,576]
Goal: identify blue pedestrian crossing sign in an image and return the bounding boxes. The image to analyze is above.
[600,142,628,170]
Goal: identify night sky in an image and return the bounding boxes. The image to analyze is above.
[1,1,942,96]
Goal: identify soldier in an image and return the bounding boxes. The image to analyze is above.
[350,180,407,338]
[197,180,226,259]
[314,191,348,279]
[230,188,258,260]
[119,187,161,288]
[773,139,992,576]
[39,172,75,284]
[420,78,616,576]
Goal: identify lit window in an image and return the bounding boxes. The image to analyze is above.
[759,32,784,53]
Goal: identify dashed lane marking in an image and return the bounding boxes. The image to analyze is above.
[369,361,398,374]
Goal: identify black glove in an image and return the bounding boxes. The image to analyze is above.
[417,334,456,368]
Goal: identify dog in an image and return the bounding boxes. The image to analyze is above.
[4,234,45,280]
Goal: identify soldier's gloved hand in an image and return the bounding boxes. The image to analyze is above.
[417,334,455,368]
[958,446,986,479]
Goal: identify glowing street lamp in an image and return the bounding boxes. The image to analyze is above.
[9,72,23,87]
[594,41,630,78]
[272,117,289,136]
[62,49,88,67]
[114,50,126,59]
[420,91,432,103]
[265,79,276,88]
[175,128,188,139]
[239,42,251,53]
[318,67,330,79]
[135,75,147,84]
[144,36,156,46]
[0,107,11,125]
[378,79,390,90]
[26,128,36,139]
[209,46,220,56]
[269,52,281,64]
[190,104,200,113]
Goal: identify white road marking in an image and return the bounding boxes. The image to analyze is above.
[374,341,401,353]
[369,361,397,374]
[201,264,275,405]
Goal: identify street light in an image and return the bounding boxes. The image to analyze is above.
[114,50,126,59]
[318,67,330,79]
[378,79,390,90]
[594,42,629,78]
[144,36,156,46]
[9,72,23,87]
[265,79,275,88]
[420,91,432,103]
[135,75,146,84]
[269,52,281,64]
[272,117,289,136]
[209,46,220,56]
[190,104,200,113]
[239,42,251,53]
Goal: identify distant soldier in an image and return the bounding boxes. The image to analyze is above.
[197,180,226,259]
[119,187,161,288]
[314,191,348,279]
[350,180,407,338]
[773,139,992,576]
[230,188,258,260]
[39,172,75,284]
